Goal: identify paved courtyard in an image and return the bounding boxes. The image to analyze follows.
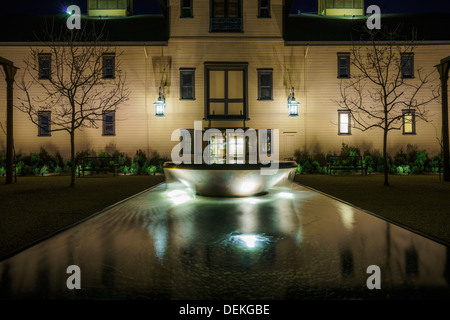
[0,183,449,299]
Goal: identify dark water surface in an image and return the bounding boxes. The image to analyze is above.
[1,183,449,300]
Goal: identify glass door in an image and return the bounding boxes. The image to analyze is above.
[210,136,226,164]
[227,134,245,164]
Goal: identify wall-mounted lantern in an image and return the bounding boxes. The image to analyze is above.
[154,86,165,117]
[287,87,299,117]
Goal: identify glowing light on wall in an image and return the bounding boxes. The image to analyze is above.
[154,86,165,117]
[287,87,299,117]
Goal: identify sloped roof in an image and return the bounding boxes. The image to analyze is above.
[1,11,449,44]
[284,12,450,43]
[0,14,169,43]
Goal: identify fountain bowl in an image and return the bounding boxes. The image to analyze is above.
[163,161,298,197]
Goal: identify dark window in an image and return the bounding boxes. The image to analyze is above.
[210,0,243,32]
[38,54,51,80]
[405,248,419,276]
[181,0,193,18]
[103,111,115,136]
[338,53,350,78]
[258,0,270,18]
[401,53,414,78]
[338,110,351,135]
[403,110,416,135]
[38,111,51,136]
[258,69,273,100]
[205,63,248,120]
[180,69,195,100]
[103,54,115,79]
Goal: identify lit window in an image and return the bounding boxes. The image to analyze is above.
[259,129,273,155]
[38,54,51,80]
[401,53,414,78]
[258,0,270,18]
[227,134,245,164]
[102,54,115,79]
[181,0,193,18]
[209,136,226,164]
[103,111,115,136]
[258,69,273,100]
[338,110,351,135]
[38,111,51,136]
[180,69,195,100]
[403,110,416,135]
[337,53,350,78]
[89,0,127,10]
[325,0,363,8]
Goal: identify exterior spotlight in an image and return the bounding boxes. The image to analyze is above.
[287,87,299,117]
[154,86,165,117]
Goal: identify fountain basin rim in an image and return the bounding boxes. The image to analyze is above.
[163,161,297,170]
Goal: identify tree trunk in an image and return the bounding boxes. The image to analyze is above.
[383,128,389,186]
[70,131,76,188]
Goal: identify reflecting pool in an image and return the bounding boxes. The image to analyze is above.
[0,183,449,300]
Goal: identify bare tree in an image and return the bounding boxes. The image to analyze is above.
[16,22,130,187]
[336,27,440,186]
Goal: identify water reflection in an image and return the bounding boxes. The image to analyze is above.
[0,183,449,300]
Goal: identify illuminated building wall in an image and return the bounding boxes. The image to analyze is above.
[0,0,448,161]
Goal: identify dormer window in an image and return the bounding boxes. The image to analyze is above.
[210,0,243,32]
[258,0,270,18]
[181,0,193,18]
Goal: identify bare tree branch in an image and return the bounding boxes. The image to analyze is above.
[335,26,440,186]
[15,19,130,187]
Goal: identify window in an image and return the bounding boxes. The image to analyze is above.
[338,110,351,135]
[258,69,273,100]
[403,110,416,135]
[209,136,226,164]
[401,53,414,78]
[258,0,270,18]
[180,69,195,100]
[210,0,243,32]
[38,111,51,136]
[181,0,193,18]
[337,53,350,78]
[38,54,51,79]
[181,129,194,155]
[103,54,115,79]
[103,111,115,136]
[227,133,245,164]
[89,0,127,10]
[205,63,248,120]
[325,0,363,8]
[260,129,273,155]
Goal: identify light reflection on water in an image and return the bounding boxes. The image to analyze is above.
[0,183,449,300]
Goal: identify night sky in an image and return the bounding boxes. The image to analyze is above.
[0,0,449,15]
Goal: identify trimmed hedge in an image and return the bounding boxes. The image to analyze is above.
[294,143,444,175]
[0,147,169,177]
[0,143,444,177]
